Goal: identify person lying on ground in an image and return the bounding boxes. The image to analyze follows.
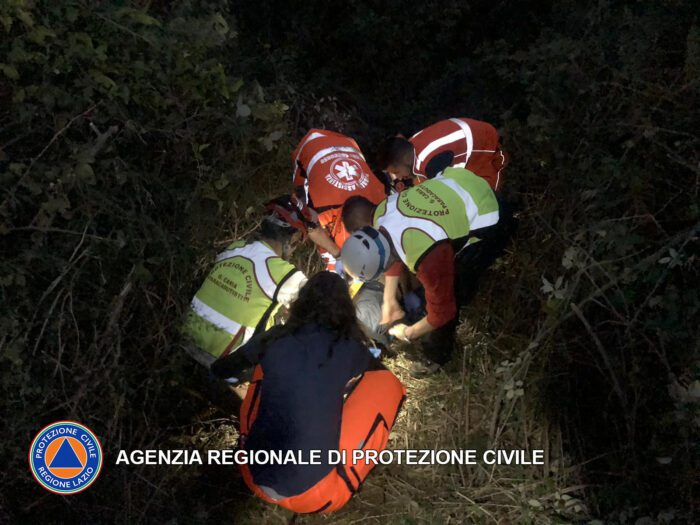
[340,167,513,366]
[377,117,507,193]
[211,271,406,514]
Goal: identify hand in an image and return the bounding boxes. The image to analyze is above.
[381,299,405,325]
[389,323,412,343]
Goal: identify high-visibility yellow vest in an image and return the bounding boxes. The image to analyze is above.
[373,167,499,272]
[183,240,298,359]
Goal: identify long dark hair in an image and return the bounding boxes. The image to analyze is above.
[262,272,368,352]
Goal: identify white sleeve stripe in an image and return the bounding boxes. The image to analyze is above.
[191,297,243,335]
[306,146,364,175]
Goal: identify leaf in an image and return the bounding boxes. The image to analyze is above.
[90,69,117,90]
[212,13,229,35]
[0,63,19,80]
[28,26,56,45]
[214,175,229,190]
[230,78,244,93]
[528,499,543,508]
[128,11,161,26]
[16,9,34,29]
[0,15,13,33]
[236,103,251,118]
[540,276,553,293]
[75,162,96,184]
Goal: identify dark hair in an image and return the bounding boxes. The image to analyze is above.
[376,136,414,171]
[260,272,368,357]
[341,195,376,233]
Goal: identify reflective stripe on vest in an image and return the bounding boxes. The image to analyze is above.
[434,174,499,230]
[414,118,473,174]
[375,168,499,271]
[376,194,448,267]
[184,241,296,358]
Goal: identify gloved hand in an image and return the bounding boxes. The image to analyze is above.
[388,323,411,343]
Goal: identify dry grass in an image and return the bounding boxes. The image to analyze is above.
[211,251,590,524]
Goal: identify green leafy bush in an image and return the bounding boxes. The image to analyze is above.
[1,0,288,519]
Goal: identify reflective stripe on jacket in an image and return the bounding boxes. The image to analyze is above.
[374,168,499,272]
[292,128,385,210]
[410,118,505,190]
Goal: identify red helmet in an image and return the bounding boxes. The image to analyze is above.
[264,194,316,237]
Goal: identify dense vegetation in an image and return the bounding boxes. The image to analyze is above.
[1,0,697,522]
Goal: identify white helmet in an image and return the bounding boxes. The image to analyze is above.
[341,227,392,281]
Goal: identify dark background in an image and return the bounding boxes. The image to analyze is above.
[1,1,698,522]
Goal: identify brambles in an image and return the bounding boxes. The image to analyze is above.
[2,0,698,522]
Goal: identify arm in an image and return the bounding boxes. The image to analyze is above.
[210,324,288,379]
[389,243,457,341]
[210,334,262,379]
[276,270,307,308]
[307,226,341,258]
[381,263,405,324]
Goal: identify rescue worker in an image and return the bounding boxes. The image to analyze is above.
[293,128,389,345]
[211,271,405,514]
[340,167,511,366]
[292,128,386,272]
[377,118,507,193]
[182,196,309,371]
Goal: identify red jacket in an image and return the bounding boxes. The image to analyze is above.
[293,129,386,211]
[385,243,457,329]
[293,129,386,270]
[410,118,507,191]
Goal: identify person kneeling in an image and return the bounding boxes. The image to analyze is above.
[211,272,406,514]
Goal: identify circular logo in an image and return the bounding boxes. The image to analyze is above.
[29,421,103,495]
[326,157,369,191]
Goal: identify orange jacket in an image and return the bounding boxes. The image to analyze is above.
[293,129,387,270]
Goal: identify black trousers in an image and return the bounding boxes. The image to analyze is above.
[419,199,515,365]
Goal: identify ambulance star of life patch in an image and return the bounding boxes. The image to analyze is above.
[29,421,103,495]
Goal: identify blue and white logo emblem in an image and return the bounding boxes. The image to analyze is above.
[29,421,103,494]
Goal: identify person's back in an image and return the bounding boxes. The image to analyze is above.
[182,202,308,370]
[212,271,406,513]
[410,118,506,190]
[242,323,371,496]
[292,128,386,271]
[378,118,507,193]
[374,167,500,272]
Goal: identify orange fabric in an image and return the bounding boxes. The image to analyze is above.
[410,118,507,191]
[239,369,406,514]
[239,365,264,435]
[316,207,349,272]
[292,129,386,210]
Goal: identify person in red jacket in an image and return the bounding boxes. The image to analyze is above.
[292,128,387,272]
[340,192,512,368]
[376,118,507,193]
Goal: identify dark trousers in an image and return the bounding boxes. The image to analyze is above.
[420,199,515,364]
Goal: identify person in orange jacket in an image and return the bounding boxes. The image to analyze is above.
[377,118,508,193]
[212,272,405,514]
[292,128,387,273]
